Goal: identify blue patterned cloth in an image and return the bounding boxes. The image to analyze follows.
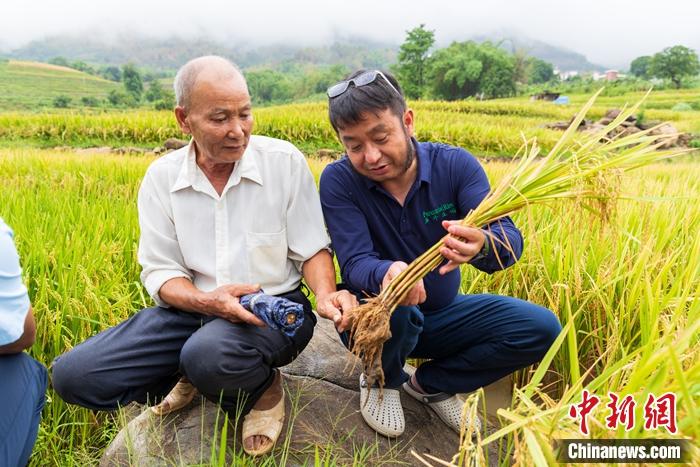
[239,293,304,336]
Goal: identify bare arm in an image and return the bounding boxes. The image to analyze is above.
[158,278,265,326]
[302,249,357,332]
[0,306,36,355]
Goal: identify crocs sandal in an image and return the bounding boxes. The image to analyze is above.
[403,377,481,435]
[359,373,405,437]
[242,382,285,456]
[151,377,198,415]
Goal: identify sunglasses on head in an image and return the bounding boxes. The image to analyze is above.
[326,70,401,98]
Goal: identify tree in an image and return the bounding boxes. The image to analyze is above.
[107,89,137,108]
[392,24,435,99]
[48,57,69,67]
[145,80,165,102]
[70,61,95,74]
[245,69,293,103]
[101,66,122,82]
[122,63,143,101]
[427,41,516,100]
[649,45,700,88]
[53,95,71,108]
[527,57,555,84]
[629,55,652,79]
[80,96,100,107]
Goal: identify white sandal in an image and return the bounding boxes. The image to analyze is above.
[403,377,481,435]
[359,373,405,437]
[242,378,285,456]
[151,377,198,415]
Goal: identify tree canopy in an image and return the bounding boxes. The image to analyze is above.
[427,41,517,100]
[392,24,435,99]
[649,45,700,88]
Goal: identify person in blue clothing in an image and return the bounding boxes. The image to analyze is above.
[0,218,48,467]
[319,69,562,438]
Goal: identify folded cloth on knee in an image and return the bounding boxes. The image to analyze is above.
[240,293,304,336]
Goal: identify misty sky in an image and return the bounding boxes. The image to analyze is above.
[1,0,698,68]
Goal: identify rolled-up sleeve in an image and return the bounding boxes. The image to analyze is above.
[0,221,31,345]
[285,149,331,270]
[137,171,192,307]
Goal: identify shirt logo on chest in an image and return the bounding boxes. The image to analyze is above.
[422,202,457,224]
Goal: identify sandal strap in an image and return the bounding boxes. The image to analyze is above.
[242,416,284,440]
[405,378,453,403]
[242,392,285,441]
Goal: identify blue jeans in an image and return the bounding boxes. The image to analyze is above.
[341,294,561,393]
[0,352,48,467]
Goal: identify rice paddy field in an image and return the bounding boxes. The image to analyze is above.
[1,88,699,155]
[0,90,699,465]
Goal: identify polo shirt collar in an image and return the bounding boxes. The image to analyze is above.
[359,138,431,189]
[171,140,263,194]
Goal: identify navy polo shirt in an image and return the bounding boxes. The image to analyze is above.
[319,139,523,311]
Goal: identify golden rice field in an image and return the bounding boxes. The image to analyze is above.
[0,141,698,464]
[1,93,699,156]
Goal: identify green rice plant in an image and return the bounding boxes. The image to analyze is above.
[1,88,697,155]
[1,136,698,464]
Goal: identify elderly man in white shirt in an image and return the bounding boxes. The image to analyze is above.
[52,56,357,457]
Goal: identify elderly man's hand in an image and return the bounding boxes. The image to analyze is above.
[438,220,487,275]
[383,261,426,306]
[202,284,265,326]
[316,290,358,332]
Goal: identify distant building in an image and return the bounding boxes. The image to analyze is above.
[554,69,579,80]
[605,70,619,81]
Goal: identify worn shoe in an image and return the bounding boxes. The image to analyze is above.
[151,377,198,415]
[359,373,405,437]
[403,377,481,435]
[242,374,286,456]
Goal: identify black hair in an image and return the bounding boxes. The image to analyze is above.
[328,69,407,133]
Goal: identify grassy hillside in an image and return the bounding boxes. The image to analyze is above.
[0,60,120,111]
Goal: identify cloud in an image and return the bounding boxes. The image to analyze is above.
[1,0,698,67]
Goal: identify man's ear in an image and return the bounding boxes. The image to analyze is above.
[403,109,415,137]
[174,106,191,134]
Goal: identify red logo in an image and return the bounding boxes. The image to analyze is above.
[569,390,601,435]
[605,392,636,431]
[643,393,678,434]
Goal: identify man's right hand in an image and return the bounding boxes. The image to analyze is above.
[382,261,426,306]
[201,283,265,326]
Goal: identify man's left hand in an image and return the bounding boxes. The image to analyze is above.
[316,290,358,332]
[438,220,486,275]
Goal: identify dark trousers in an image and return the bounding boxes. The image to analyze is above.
[341,293,561,394]
[52,289,315,415]
[0,353,48,467]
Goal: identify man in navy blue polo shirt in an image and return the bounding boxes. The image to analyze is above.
[319,70,562,438]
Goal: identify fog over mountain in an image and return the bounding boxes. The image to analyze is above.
[1,0,698,70]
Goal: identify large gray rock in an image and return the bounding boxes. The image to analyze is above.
[281,313,362,390]
[100,315,505,466]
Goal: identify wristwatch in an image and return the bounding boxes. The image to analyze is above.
[469,230,491,263]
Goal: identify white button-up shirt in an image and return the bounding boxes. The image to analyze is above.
[137,135,330,307]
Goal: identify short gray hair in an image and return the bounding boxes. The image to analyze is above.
[173,56,245,108]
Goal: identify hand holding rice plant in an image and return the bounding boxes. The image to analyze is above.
[345,90,688,389]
